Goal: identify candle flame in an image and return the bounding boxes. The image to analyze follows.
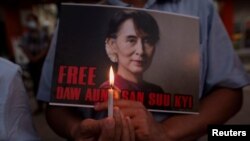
[109,66,114,86]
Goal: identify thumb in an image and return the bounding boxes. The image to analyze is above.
[99,117,116,141]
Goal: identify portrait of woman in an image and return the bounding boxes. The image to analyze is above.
[100,10,164,94]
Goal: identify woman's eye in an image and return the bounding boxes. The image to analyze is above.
[127,38,136,44]
[143,38,154,46]
[143,39,149,44]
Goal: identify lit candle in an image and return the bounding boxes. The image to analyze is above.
[108,66,114,117]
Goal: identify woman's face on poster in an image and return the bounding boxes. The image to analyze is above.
[113,18,156,75]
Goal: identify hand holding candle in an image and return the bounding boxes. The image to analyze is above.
[108,66,114,117]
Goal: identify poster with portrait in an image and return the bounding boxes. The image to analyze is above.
[50,3,200,114]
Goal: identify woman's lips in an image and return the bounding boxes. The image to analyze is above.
[133,60,144,66]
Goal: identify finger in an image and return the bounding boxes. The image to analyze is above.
[127,117,135,141]
[119,107,147,119]
[99,117,115,141]
[114,107,122,141]
[120,110,129,141]
[130,116,149,131]
[80,119,101,137]
[120,108,152,131]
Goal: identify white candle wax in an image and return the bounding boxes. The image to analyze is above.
[108,88,113,117]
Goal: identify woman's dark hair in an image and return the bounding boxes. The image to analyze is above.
[106,10,159,44]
